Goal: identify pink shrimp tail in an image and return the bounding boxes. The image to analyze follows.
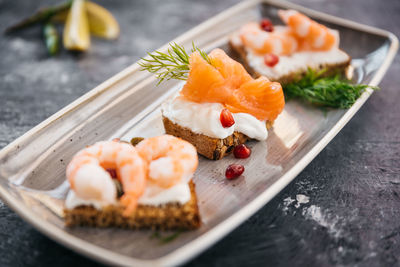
[278,9,337,51]
[278,9,293,24]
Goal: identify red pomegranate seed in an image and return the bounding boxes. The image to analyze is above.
[233,144,251,159]
[106,168,117,179]
[264,53,279,67]
[260,18,274,32]
[220,109,235,128]
[225,164,245,180]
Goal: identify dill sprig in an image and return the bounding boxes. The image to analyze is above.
[284,68,379,108]
[150,230,182,244]
[139,42,211,85]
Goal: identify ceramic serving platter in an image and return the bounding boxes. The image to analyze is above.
[0,0,397,266]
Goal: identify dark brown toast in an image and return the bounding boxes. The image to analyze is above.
[64,180,201,230]
[163,116,273,160]
[228,39,351,85]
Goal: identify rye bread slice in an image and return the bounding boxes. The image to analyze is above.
[163,115,247,160]
[163,116,272,160]
[64,180,201,230]
[228,40,351,85]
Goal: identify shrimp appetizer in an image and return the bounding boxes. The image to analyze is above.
[64,136,201,230]
[140,43,285,160]
[229,9,351,83]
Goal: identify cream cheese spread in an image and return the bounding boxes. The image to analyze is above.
[230,27,350,81]
[65,181,192,209]
[162,96,268,141]
[246,48,349,80]
[65,190,114,210]
[138,182,191,206]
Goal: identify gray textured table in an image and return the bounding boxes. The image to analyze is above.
[0,0,399,266]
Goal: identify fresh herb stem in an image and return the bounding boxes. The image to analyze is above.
[150,230,182,244]
[150,231,161,239]
[159,231,181,244]
[5,0,72,34]
[139,42,211,85]
[283,68,379,108]
[43,23,59,56]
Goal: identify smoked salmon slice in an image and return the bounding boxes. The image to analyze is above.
[180,49,285,121]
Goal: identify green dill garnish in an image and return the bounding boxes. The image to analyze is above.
[284,68,379,108]
[150,231,161,239]
[4,0,72,34]
[139,42,211,85]
[159,231,181,244]
[149,230,182,244]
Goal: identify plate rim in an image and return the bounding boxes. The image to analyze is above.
[0,0,398,266]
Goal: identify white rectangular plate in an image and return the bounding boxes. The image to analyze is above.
[0,0,397,266]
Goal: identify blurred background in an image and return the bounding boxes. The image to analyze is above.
[0,0,399,266]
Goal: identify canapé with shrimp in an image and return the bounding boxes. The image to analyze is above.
[229,9,351,84]
[64,135,201,229]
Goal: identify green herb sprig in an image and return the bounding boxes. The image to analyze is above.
[284,68,379,108]
[43,23,60,56]
[150,230,182,244]
[139,42,211,85]
[4,1,72,34]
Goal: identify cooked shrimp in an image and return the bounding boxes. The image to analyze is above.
[66,140,147,217]
[278,9,338,50]
[239,22,298,55]
[136,135,198,188]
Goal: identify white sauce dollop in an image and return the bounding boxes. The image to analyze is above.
[65,190,116,210]
[65,180,192,210]
[246,47,349,81]
[138,182,191,206]
[162,96,268,141]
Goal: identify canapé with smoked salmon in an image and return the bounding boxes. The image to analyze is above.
[162,48,285,160]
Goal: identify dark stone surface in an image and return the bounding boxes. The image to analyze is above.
[0,0,399,266]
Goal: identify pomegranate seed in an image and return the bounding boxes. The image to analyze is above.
[225,164,245,180]
[106,168,117,179]
[233,144,251,159]
[264,53,279,67]
[260,18,274,32]
[220,109,235,128]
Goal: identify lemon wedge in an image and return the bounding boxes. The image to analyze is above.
[63,0,90,51]
[54,1,119,40]
[86,1,119,39]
